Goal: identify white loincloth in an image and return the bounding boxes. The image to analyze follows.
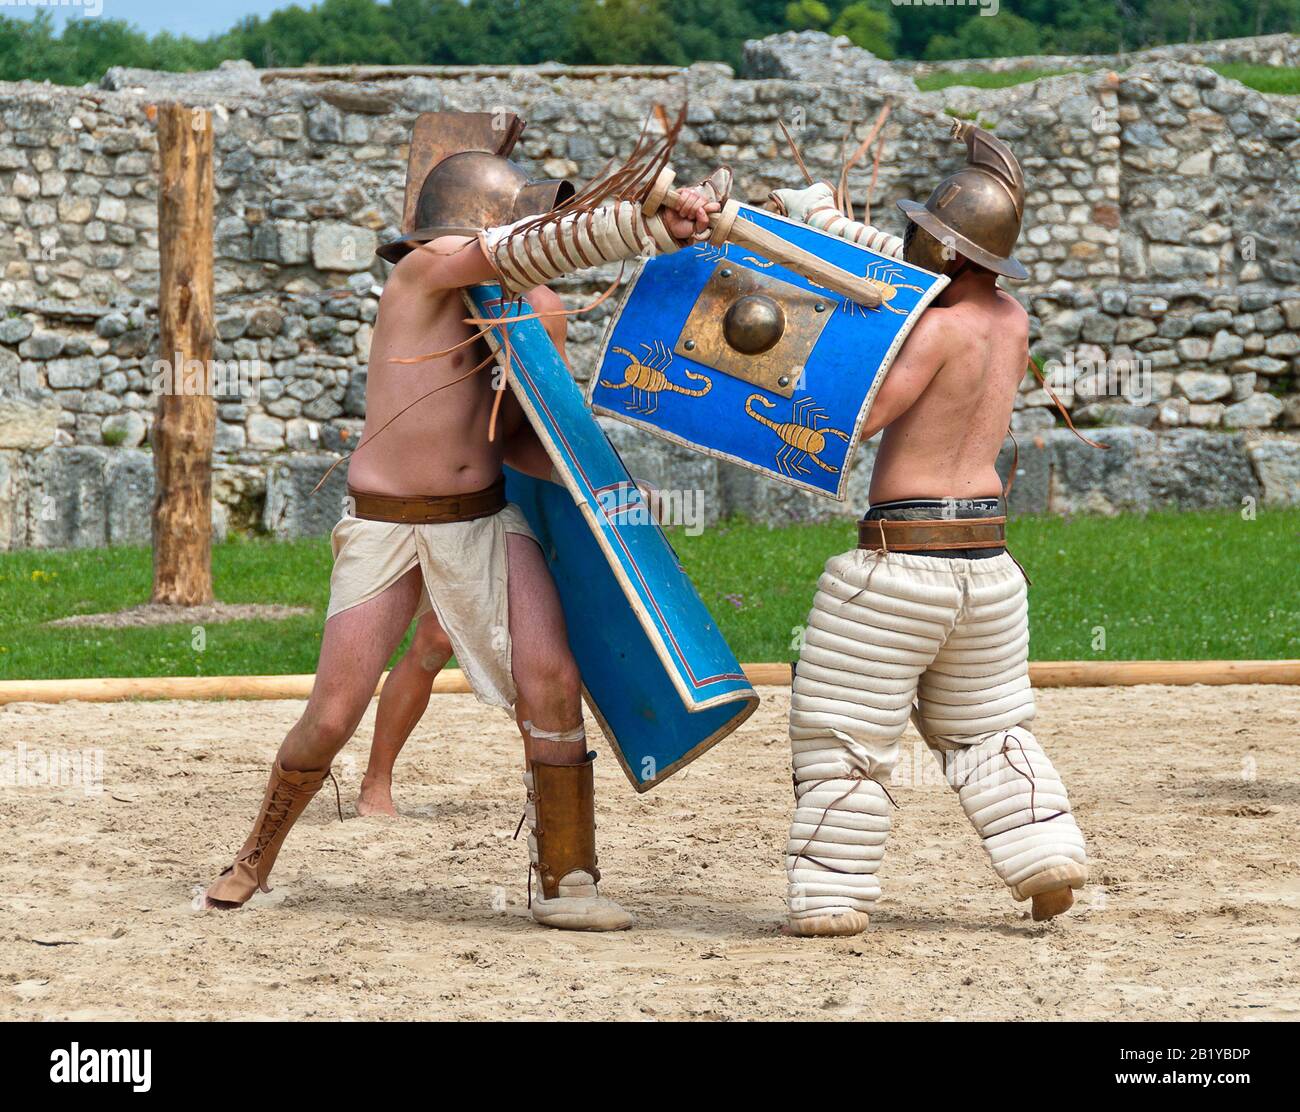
[326,504,538,711]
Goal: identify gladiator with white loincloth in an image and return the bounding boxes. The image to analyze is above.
[203,112,727,930]
[768,123,1089,936]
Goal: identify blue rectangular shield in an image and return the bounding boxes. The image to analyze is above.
[465,286,758,792]
[589,204,949,500]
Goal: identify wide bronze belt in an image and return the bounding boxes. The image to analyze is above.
[347,477,506,525]
[857,515,1007,552]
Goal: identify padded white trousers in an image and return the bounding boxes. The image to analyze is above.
[786,549,1087,922]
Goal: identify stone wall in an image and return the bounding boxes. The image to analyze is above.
[1,32,1297,549]
[894,31,1300,77]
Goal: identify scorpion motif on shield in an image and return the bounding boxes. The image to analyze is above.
[744,394,850,476]
[599,340,713,415]
[841,260,928,317]
[692,243,728,264]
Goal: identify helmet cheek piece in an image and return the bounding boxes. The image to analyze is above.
[902,222,957,275]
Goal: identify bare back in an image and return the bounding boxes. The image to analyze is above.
[866,277,1029,504]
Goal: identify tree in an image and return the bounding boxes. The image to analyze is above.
[671,0,766,69]
[570,0,686,65]
[882,2,978,58]
[384,0,484,65]
[831,1,898,59]
[6,0,1298,85]
[925,12,1043,60]
[461,0,583,65]
[784,0,832,32]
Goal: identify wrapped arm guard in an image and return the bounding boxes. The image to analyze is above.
[481,201,686,297]
[770,182,903,259]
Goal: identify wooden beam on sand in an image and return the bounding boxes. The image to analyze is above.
[1027,659,1300,687]
[745,660,1300,688]
[0,661,1296,706]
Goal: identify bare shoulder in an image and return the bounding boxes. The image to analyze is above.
[907,302,954,341]
[993,289,1030,334]
[898,302,955,361]
[387,235,476,289]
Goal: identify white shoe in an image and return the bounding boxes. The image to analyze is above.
[785,910,870,937]
[531,870,634,931]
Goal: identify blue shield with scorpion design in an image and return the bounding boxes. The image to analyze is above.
[590,204,949,499]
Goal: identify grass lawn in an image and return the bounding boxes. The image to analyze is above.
[914,68,1088,93]
[915,64,1300,96]
[1208,63,1300,95]
[680,508,1299,663]
[0,507,1296,681]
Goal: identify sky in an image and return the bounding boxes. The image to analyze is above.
[7,0,300,39]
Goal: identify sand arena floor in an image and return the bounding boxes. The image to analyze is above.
[1,684,1296,1021]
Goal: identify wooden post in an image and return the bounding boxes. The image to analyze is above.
[151,102,215,606]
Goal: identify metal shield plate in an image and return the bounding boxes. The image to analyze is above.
[590,204,949,500]
[466,285,758,792]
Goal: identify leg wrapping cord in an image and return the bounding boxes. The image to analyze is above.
[939,727,1087,900]
[786,773,893,919]
[914,557,1087,899]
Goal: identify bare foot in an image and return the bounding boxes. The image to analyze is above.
[356,775,398,817]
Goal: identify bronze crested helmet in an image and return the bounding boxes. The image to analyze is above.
[897,120,1028,281]
[377,148,574,264]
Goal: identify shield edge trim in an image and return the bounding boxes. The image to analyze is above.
[590,204,950,501]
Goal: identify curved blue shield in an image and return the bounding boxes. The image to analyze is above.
[466,285,758,792]
[591,204,948,499]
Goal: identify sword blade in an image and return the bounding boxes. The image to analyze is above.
[723,218,883,309]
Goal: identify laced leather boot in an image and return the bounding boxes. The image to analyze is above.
[205,760,334,908]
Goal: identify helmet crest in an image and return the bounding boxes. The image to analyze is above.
[896,120,1028,281]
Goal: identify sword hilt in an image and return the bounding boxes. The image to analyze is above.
[641,166,738,246]
[641,167,882,309]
